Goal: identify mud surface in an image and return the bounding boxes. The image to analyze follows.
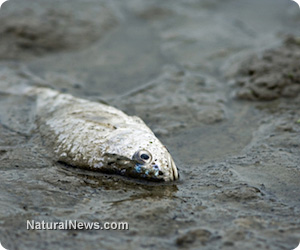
[0,0,300,250]
[0,0,116,60]
[228,37,300,100]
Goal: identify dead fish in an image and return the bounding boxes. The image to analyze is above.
[26,87,179,182]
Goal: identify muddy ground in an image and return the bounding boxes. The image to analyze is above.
[0,0,300,249]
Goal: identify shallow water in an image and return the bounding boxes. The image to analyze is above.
[0,0,300,249]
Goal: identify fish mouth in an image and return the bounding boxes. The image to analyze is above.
[168,155,179,181]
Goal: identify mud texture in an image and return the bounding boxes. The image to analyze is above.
[230,37,300,100]
[0,0,117,60]
[113,65,227,136]
[0,0,300,250]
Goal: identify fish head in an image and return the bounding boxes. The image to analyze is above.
[131,145,179,182]
[103,126,179,182]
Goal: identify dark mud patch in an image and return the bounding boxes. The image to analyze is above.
[176,228,214,247]
[229,36,300,100]
[0,2,117,60]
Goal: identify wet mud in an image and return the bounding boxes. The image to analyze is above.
[0,0,300,249]
[228,37,300,100]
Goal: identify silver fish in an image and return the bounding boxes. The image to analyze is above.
[26,87,179,182]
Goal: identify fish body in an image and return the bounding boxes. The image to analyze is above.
[27,87,179,181]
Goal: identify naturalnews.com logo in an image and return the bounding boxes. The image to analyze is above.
[26,220,129,231]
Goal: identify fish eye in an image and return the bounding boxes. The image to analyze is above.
[133,149,152,164]
[140,154,149,160]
